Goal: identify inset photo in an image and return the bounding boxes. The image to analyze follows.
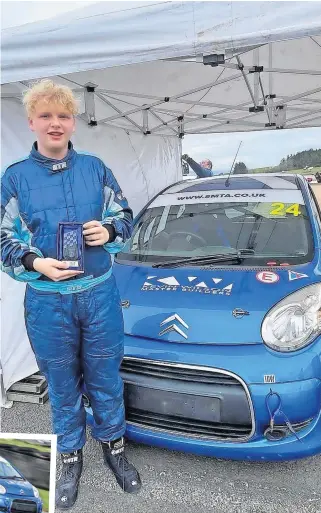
[0,433,57,513]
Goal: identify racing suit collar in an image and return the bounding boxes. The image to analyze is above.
[30,141,76,173]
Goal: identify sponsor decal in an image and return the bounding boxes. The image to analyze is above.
[288,270,308,281]
[62,456,79,464]
[150,189,305,208]
[158,277,180,286]
[117,191,125,201]
[269,203,301,217]
[177,192,266,200]
[256,271,279,284]
[141,276,233,295]
[264,374,276,384]
[111,448,124,455]
[52,161,67,171]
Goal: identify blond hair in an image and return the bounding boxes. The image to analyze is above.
[23,79,79,117]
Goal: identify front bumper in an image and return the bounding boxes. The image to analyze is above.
[85,337,321,461]
[0,496,42,513]
[124,410,321,461]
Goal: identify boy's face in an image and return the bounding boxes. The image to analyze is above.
[28,99,75,155]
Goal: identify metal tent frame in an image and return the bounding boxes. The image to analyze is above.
[2,34,321,138]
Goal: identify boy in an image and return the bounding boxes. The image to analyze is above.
[1,80,141,509]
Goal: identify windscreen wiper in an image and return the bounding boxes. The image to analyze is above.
[152,249,255,268]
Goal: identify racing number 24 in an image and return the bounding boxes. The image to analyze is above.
[270,203,301,216]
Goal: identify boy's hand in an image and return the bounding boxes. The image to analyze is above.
[33,258,84,282]
[83,220,109,246]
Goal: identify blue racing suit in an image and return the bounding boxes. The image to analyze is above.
[1,141,133,453]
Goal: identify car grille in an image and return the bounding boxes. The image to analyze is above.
[121,359,240,386]
[266,418,313,434]
[291,418,313,431]
[127,409,252,439]
[10,499,38,512]
[120,358,254,442]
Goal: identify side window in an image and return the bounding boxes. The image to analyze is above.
[308,186,321,234]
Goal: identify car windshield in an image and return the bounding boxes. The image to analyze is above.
[0,460,22,479]
[117,187,314,266]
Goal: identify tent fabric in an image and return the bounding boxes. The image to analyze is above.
[2,1,321,84]
[2,2,321,134]
[1,1,321,397]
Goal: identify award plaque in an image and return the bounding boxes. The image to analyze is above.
[57,222,84,271]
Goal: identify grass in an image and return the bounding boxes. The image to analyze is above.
[38,488,49,513]
[249,166,274,173]
[0,438,51,453]
[250,166,321,174]
[286,167,321,174]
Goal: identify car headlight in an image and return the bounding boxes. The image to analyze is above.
[0,485,6,494]
[262,283,321,352]
[33,486,39,499]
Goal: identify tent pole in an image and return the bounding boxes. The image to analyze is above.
[98,72,245,124]
[148,109,179,136]
[220,62,321,75]
[279,86,321,104]
[236,56,257,108]
[286,108,321,125]
[253,48,260,107]
[267,43,274,126]
[286,114,321,128]
[96,92,145,133]
[142,107,150,135]
[84,82,98,126]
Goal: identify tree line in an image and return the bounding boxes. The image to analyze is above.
[233,148,321,174]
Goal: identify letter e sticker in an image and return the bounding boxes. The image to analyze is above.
[256,271,279,284]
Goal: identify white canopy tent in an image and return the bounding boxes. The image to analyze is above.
[1,1,321,403]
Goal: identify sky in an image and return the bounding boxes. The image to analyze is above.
[183,127,321,172]
[2,0,321,171]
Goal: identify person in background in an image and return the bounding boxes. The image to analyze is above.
[182,153,214,178]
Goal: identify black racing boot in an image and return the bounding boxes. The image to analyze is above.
[101,437,142,493]
[55,450,83,510]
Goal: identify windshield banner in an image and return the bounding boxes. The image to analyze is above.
[150,189,305,208]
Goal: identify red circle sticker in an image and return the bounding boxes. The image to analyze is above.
[256,271,279,284]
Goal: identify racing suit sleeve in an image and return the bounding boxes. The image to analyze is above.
[186,157,213,178]
[1,175,43,282]
[101,164,134,254]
